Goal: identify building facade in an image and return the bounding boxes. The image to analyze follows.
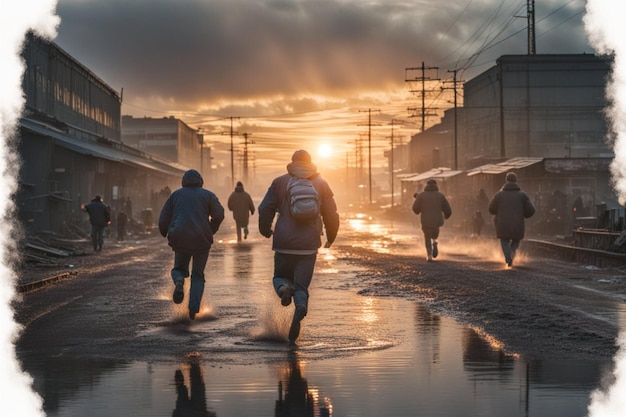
[18,34,185,236]
[405,54,620,233]
[463,54,612,166]
[121,116,211,182]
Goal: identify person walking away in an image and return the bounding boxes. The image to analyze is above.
[83,195,111,252]
[227,181,255,242]
[488,172,535,267]
[473,209,485,237]
[258,149,340,348]
[117,210,128,242]
[412,179,452,261]
[158,169,225,319]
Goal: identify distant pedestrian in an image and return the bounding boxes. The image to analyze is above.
[83,195,111,252]
[412,179,452,261]
[473,209,485,236]
[158,169,225,320]
[124,196,133,219]
[258,149,340,348]
[117,210,128,242]
[488,172,535,267]
[227,181,255,242]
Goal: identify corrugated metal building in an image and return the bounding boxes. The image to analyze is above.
[18,34,186,236]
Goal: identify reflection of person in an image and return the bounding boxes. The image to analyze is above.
[227,181,255,242]
[275,352,332,417]
[259,150,340,347]
[172,361,216,417]
[159,169,225,319]
[412,179,452,261]
[488,172,535,267]
[117,210,128,242]
[83,194,111,252]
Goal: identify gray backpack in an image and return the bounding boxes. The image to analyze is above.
[287,176,320,221]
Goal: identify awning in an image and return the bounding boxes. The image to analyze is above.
[21,118,186,177]
[466,157,543,176]
[400,167,463,182]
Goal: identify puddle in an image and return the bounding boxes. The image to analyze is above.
[17,216,618,416]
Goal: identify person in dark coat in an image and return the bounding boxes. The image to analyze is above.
[227,181,255,242]
[412,179,452,261]
[158,169,225,319]
[488,172,536,267]
[258,149,340,347]
[83,194,111,252]
[473,209,485,236]
[116,210,128,242]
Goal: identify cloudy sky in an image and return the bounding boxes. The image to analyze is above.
[52,0,591,177]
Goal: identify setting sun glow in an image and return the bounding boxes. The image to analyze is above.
[318,143,333,159]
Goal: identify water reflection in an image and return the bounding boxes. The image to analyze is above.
[276,352,332,417]
[173,356,216,417]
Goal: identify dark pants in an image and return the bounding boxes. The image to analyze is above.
[171,250,210,313]
[272,252,317,310]
[499,239,520,264]
[422,226,440,258]
[91,224,105,251]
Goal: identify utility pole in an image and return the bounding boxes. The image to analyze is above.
[358,109,380,205]
[389,119,404,209]
[442,69,463,170]
[197,128,204,178]
[405,62,440,132]
[515,0,536,54]
[241,132,253,183]
[527,0,536,55]
[220,116,240,188]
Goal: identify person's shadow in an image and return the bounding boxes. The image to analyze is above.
[172,359,217,417]
[275,352,332,417]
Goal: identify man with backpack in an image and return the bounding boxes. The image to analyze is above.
[258,149,340,348]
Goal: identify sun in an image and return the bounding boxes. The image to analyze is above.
[318,143,333,159]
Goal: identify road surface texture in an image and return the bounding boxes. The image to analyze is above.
[14,223,626,364]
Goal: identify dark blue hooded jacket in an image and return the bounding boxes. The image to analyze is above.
[158,169,225,253]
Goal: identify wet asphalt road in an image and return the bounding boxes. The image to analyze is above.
[14,216,626,365]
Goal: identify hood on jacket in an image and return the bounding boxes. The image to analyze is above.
[235,181,244,192]
[287,149,318,179]
[424,179,439,192]
[182,169,203,187]
[502,181,521,191]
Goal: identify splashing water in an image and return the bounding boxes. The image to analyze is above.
[0,2,59,416]
[584,1,626,416]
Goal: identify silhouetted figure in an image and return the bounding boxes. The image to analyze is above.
[82,194,111,252]
[172,361,216,417]
[125,196,133,219]
[489,172,535,267]
[227,181,255,242]
[259,150,340,347]
[412,179,452,261]
[117,210,128,242]
[473,209,485,236]
[572,195,584,217]
[159,169,225,320]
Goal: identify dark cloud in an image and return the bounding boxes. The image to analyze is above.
[55,0,591,117]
